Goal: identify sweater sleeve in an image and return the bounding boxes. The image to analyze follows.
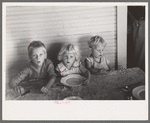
[106,58,111,70]
[55,65,59,72]
[10,67,30,87]
[106,59,110,65]
[47,61,57,77]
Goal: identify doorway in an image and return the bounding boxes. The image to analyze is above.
[127,6,145,72]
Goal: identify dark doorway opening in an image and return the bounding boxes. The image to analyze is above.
[127,6,145,72]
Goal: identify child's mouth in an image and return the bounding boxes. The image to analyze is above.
[67,61,70,64]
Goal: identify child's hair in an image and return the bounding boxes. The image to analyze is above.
[88,35,107,48]
[57,43,81,61]
[28,41,47,57]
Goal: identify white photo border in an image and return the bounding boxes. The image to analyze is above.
[2,2,148,120]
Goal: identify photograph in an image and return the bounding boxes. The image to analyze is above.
[2,2,148,120]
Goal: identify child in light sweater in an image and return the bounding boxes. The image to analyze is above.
[85,35,111,74]
[56,43,91,83]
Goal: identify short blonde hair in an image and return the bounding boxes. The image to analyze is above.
[28,41,47,57]
[57,43,81,61]
[88,35,107,48]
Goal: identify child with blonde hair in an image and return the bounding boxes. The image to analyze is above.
[85,35,111,74]
[56,43,91,83]
[9,41,57,95]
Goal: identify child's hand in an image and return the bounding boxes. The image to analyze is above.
[41,86,49,93]
[14,86,25,95]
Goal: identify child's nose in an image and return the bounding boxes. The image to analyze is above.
[67,57,71,61]
[36,55,40,60]
[99,50,102,53]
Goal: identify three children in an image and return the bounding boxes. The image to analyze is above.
[9,35,110,95]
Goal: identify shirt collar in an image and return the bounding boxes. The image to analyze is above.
[90,54,104,62]
[29,60,45,72]
[57,62,67,71]
[58,61,81,72]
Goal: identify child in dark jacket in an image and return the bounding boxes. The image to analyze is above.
[9,41,57,95]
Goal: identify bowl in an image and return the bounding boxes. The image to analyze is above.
[60,74,86,87]
[132,85,145,100]
[63,96,83,100]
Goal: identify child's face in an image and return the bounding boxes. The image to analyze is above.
[91,44,105,58]
[30,47,47,67]
[62,52,76,68]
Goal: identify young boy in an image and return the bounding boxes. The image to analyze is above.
[9,41,57,95]
[85,35,111,74]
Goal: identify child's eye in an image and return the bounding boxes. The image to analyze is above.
[40,54,43,56]
[70,56,73,58]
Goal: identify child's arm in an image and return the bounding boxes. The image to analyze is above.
[41,61,57,93]
[9,68,30,95]
[41,75,56,93]
[55,66,62,77]
[96,59,111,75]
[106,59,111,71]
[85,58,100,74]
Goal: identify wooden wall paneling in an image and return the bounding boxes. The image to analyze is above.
[5,6,117,83]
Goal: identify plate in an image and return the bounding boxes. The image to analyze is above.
[60,74,86,87]
[132,85,145,100]
[63,96,83,100]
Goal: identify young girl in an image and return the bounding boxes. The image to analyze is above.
[9,41,57,95]
[85,35,111,74]
[56,43,91,84]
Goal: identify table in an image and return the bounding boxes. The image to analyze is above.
[6,67,145,100]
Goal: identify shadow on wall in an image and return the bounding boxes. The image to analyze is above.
[7,39,31,84]
[77,35,92,65]
[47,41,64,68]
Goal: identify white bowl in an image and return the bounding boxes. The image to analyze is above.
[63,96,83,100]
[132,85,145,100]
